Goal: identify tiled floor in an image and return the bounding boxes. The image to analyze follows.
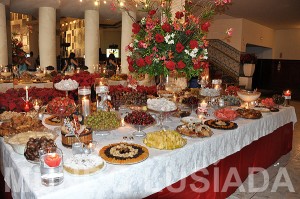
[228,101,300,199]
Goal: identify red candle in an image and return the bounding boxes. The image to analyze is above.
[44,153,62,167]
[284,90,291,96]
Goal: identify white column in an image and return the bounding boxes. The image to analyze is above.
[0,3,8,66]
[121,11,136,74]
[85,10,99,73]
[39,7,56,70]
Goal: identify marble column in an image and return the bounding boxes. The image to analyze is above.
[39,7,56,70]
[0,3,8,66]
[121,11,136,74]
[85,10,99,73]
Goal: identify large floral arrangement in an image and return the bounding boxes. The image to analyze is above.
[126,0,232,79]
[12,37,26,65]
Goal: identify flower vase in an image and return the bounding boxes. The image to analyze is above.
[157,75,166,96]
[243,64,255,77]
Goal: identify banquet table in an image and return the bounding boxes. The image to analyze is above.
[0,82,53,93]
[0,106,297,199]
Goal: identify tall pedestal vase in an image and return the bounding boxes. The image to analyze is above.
[243,63,256,77]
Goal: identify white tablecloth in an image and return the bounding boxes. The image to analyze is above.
[0,107,297,199]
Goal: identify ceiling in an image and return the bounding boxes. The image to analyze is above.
[4,0,300,29]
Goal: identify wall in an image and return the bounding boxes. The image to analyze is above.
[208,15,243,51]
[100,28,121,58]
[241,19,275,52]
[274,29,300,60]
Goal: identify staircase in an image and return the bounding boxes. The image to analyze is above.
[207,39,241,85]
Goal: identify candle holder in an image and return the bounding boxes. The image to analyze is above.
[40,147,64,186]
[283,90,291,107]
[24,101,31,112]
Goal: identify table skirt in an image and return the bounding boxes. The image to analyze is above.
[146,122,293,199]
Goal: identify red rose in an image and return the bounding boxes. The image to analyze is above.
[193,62,201,69]
[201,22,210,32]
[155,34,164,43]
[189,40,198,49]
[162,23,171,32]
[148,10,156,16]
[145,56,152,65]
[175,42,185,53]
[128,64,135,72]
[175,11,184,19]
[136,58,146,67]
[201,62,209,69]
[132,23,141,34]
[165,61,176,71]
[177,60,186,69]
[127,56,133,65]
[185,30,192,35]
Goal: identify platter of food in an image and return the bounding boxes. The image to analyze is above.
[99,143,149,165]
[0,115,44,137]
[236,108,262,119]
[143,130,187,150]
[44,115,61,126]
[176,123,213,138]
[6,130,57,155]
[204,119,238,130]
[64,154,106,175]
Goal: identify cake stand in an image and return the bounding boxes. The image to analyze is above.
[126,122,156,137]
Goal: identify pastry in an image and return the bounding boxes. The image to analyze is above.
[45,115,61,126]
[143,130,187,150]
[99,143,149,164]
[64,154,105,175]
[176,124,213,138]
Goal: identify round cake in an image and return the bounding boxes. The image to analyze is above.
[64,154,105,175]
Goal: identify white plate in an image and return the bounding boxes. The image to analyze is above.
[181,116,202,124]
[253,107,270,112]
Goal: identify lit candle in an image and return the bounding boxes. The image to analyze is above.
[284,90,291,96]
[25,86,29,101]
[33,101,40,111]
[87,142,96,152]
[44,153,62,167]
[214,85,220,90]
[82,98,90,117]
[200,100,207,108]
[205,75,209,81]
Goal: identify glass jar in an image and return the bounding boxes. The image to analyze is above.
[78,86,91,117]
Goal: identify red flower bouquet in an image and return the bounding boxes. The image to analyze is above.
[126,0,232,79]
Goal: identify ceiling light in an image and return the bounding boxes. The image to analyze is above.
[120,1,124,7]
[103,0,107,4]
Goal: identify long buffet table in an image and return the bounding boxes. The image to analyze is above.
[0,82,53,93]
[0,106,297,199]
